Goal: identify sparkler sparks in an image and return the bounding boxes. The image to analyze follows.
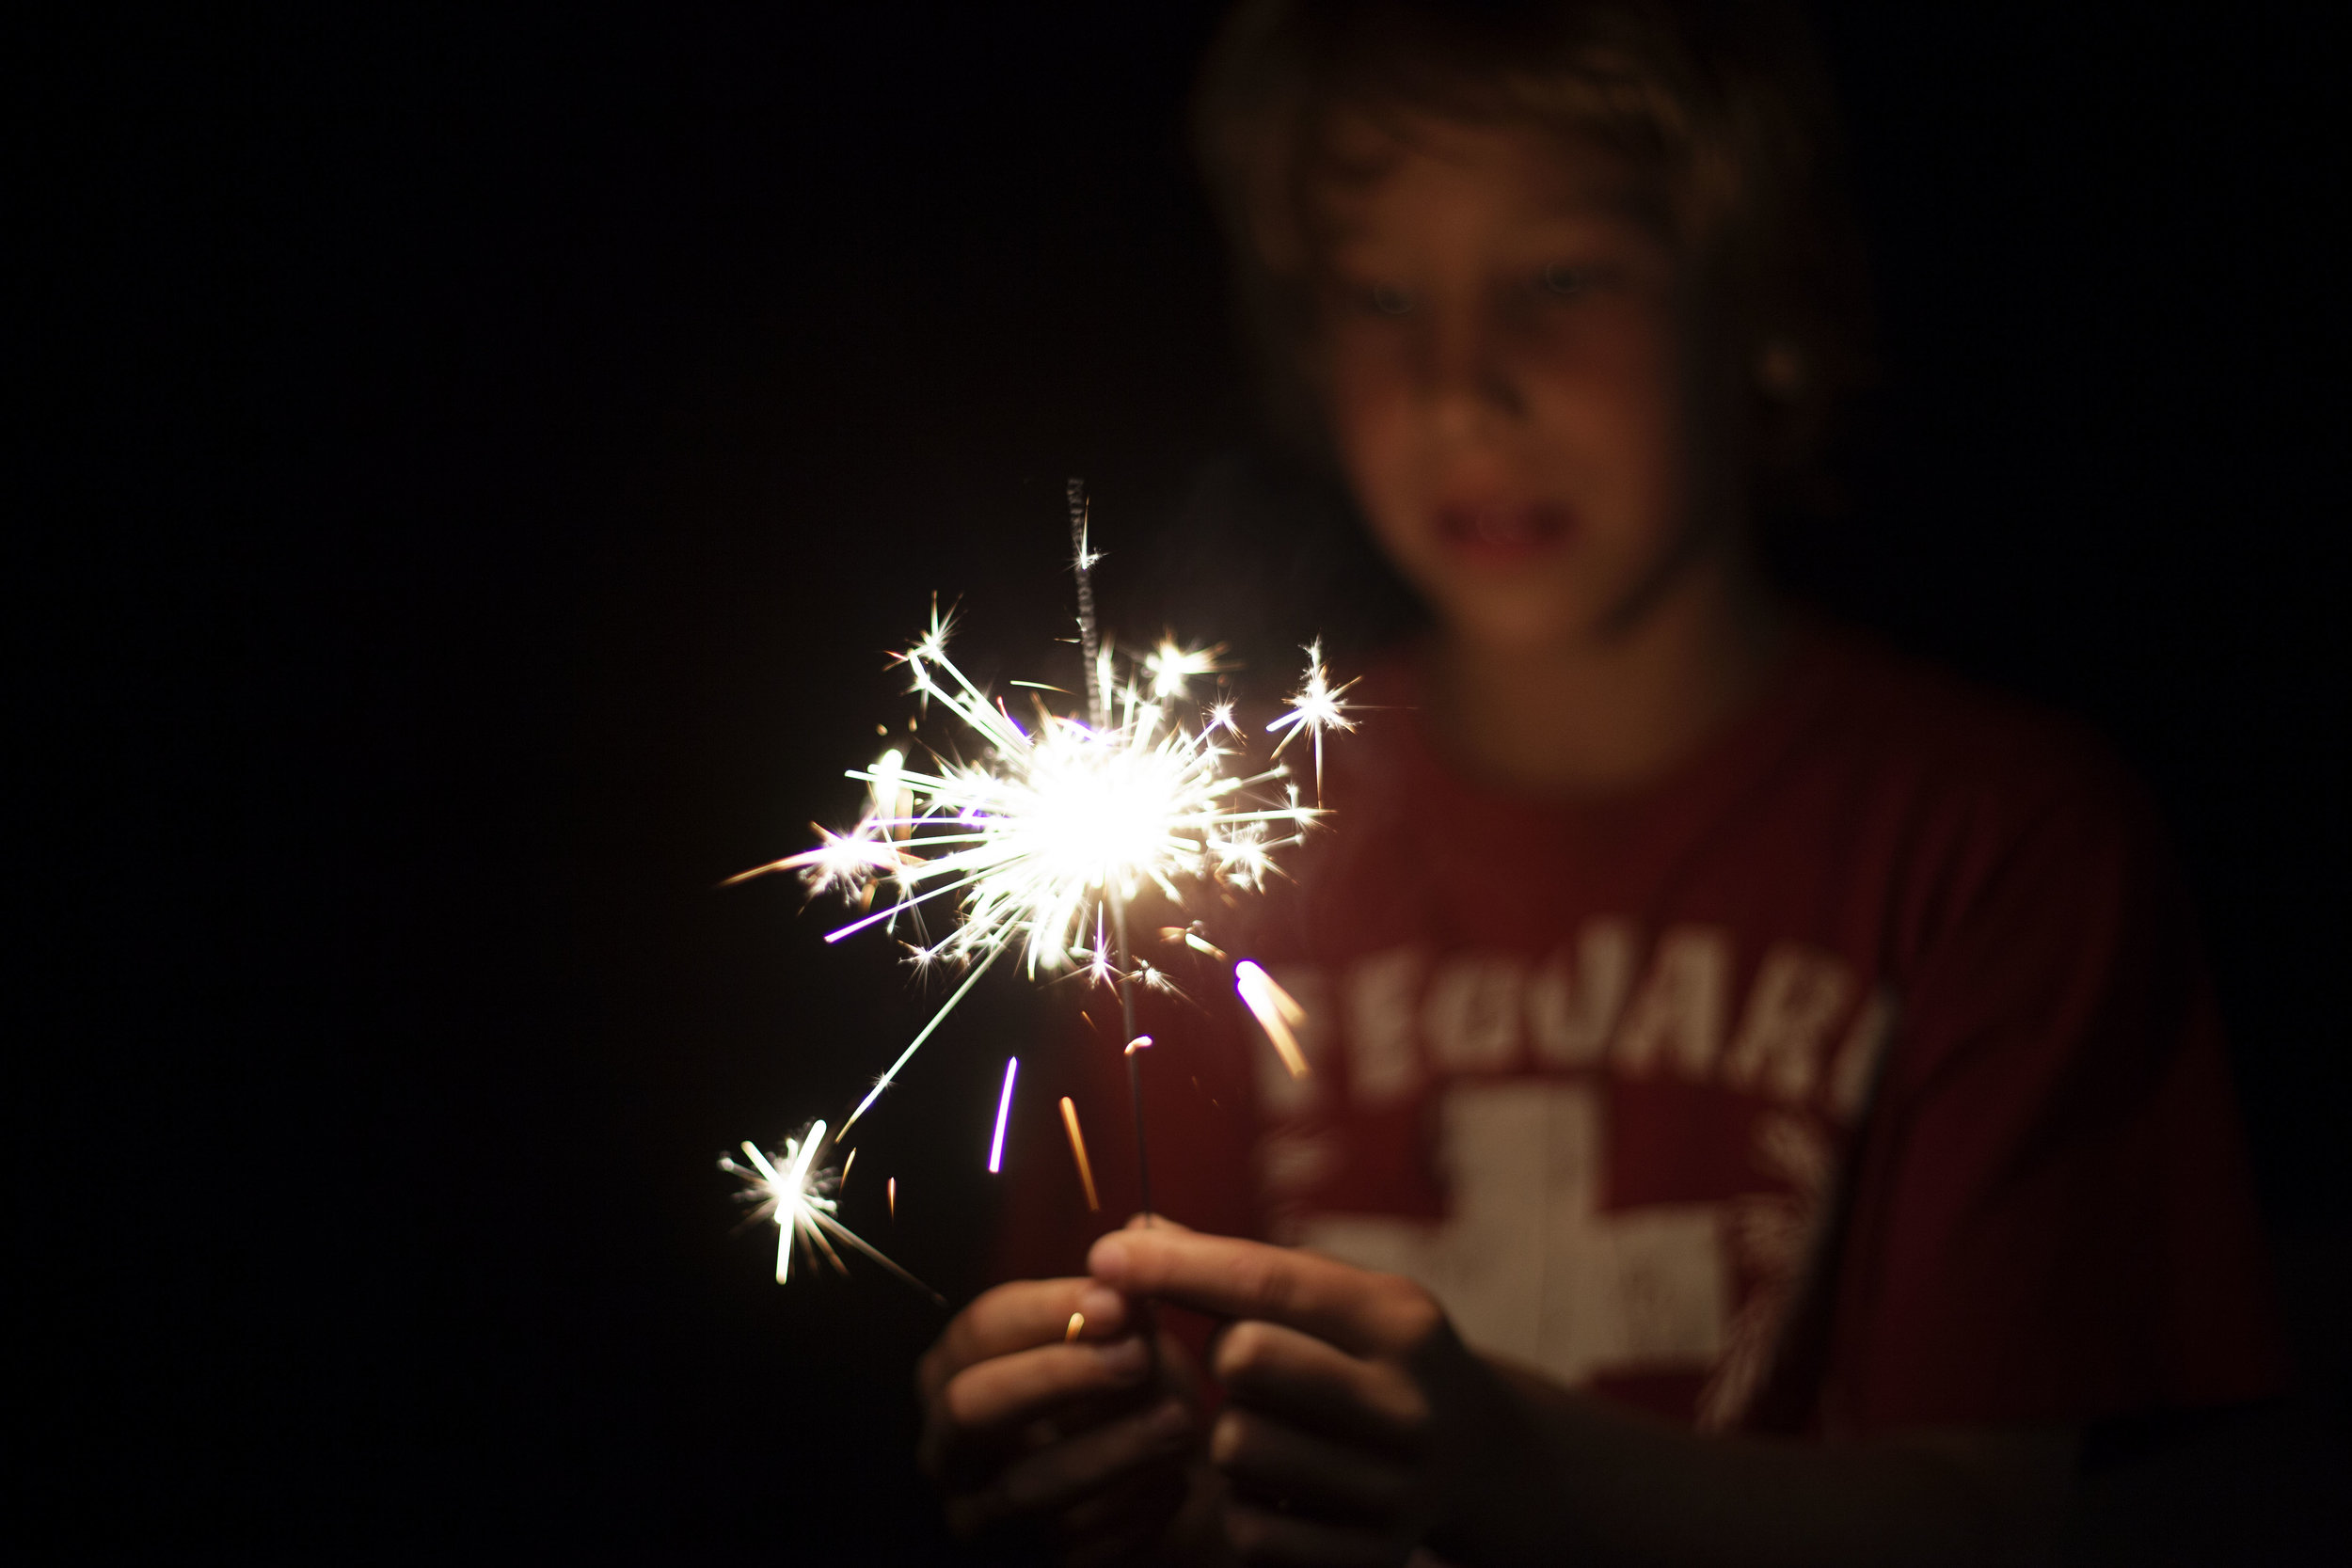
[1163,925,1228,961]
[1265,640,1360,799]
[720,1120,942,1303]
[988,1056,1019,1174]
[722,482,1351,1291]
[1235,960,1311,1080]
[1058,1096,1101,1212]
[737,508,1327,1139]
[1143,638,1228,703]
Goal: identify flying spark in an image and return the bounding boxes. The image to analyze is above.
[1163,925,1228,961]
[720,1120,942,1303]
[1265,640,1360,799]
[1235,960,1311,1079]
[1143,638,1229,703]
[1059,1095,1101,1212]
[988,1056,1020,1173]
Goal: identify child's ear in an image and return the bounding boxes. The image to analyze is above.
[1755,339,1807,401]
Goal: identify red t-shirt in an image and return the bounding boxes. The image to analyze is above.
[998,624,2284,1434]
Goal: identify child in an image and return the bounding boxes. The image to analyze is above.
[915,3,2283,1562]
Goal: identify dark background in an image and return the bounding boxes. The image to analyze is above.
[24,2,2344,1559]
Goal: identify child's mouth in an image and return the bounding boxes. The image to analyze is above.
[1434,501,1574,561]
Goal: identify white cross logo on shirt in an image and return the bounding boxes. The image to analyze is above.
[1298,1082,1730,1386]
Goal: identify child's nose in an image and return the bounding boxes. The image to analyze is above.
[1418,314,1527,433]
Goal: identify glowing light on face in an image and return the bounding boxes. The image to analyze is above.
[720,1120,941,1302]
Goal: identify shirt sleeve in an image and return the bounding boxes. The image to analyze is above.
[1821,749,2287,1431]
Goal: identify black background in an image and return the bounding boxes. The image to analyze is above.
[24,3,2344,1559]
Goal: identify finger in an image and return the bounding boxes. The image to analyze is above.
[1222,1500,1405,1568]
[1001,1396,1191,1515]
[1213,1321,1427,1447]
[1054,1458,1189,1552]
[944,1396,1193,1537]
[1089,1230,1440,1358]
[1209,1407,1414,1522]
[932,1337,1152,1447]
[919,1278,1131,1400]
[1062,1500,1181,1568]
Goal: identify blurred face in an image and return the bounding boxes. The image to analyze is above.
[1309,116,1732,653]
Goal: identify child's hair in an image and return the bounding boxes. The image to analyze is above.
[1193,0,1873,520]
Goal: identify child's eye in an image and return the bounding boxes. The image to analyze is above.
[1367,283,1415,317]
[1539,262,1589,298]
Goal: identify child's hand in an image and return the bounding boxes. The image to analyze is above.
[1089,1227,1544,1567]
[916,1276,1200,1564]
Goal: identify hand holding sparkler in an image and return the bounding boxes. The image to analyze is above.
[1089,1225,1542,1566]
[916,1274,1201,1556]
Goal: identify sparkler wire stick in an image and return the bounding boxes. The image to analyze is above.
[1110,886,1152,1221]
[1070,481,1155,1225]
[1067,481,1166,1377]
[1070,479,1104,728]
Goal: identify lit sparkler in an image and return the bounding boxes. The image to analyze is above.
[725,483,1345,1283]
[720,1119,943,1303]
[738,482,1324,1146]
